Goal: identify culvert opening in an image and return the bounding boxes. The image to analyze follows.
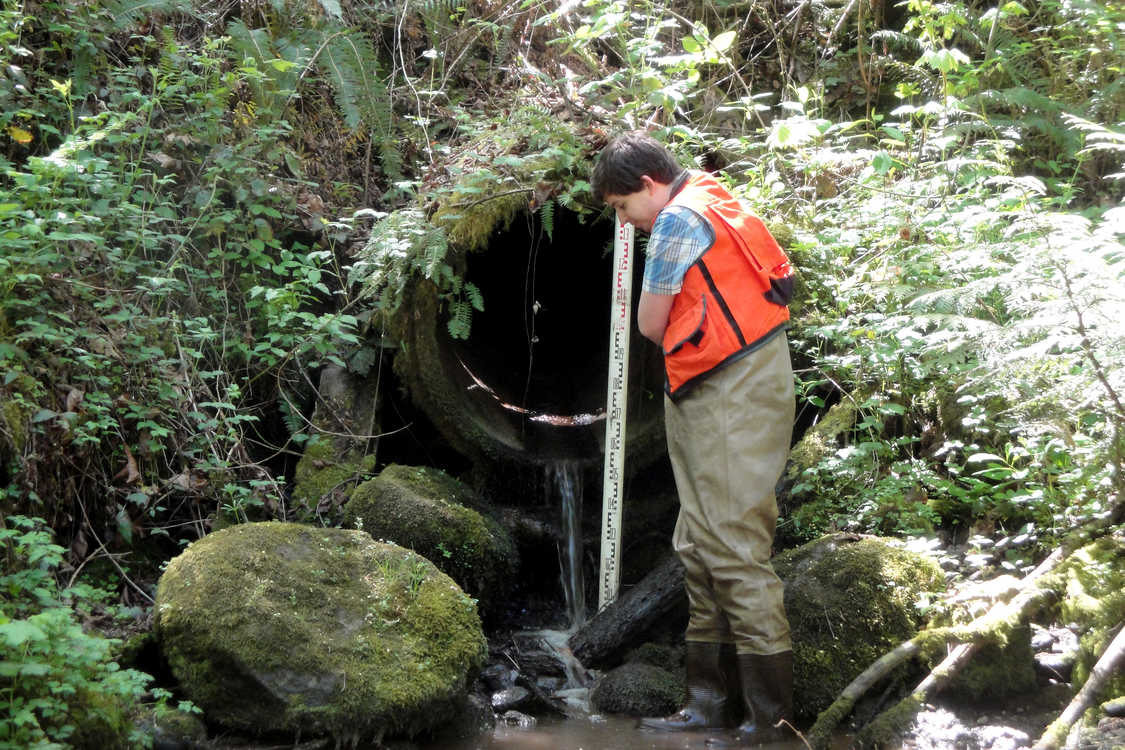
[423,206,666,465]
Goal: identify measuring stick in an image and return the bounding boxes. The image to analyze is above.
[599,217,635,611]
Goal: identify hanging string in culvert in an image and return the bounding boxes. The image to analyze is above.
[521,210,544,418]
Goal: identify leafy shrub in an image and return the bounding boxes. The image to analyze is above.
[0,515,165,748]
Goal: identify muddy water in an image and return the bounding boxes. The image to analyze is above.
[420,716,846,750]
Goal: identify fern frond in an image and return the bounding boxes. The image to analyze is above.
[101,0,194,22]
[318,29,388,132]
[539,199,555,241]
[317,0,345,20]
[447,299,472,340]
[465,281,484,312]
[880,60,940,97]
[869,30,923,61]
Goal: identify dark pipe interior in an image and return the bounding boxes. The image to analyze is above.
[453,208,648,460]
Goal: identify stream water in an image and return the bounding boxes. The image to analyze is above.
[419,715,832,750]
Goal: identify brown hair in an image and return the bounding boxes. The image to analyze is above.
[591,132,685,200]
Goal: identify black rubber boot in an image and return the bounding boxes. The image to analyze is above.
[639,641,737,732]
[707,651,794,746]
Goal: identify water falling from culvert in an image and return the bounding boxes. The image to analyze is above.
[548,461,586,630]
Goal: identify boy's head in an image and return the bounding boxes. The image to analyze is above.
[591,132,684,200]
[592,132,686,233]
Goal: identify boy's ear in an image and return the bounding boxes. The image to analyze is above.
[639,174,657,192]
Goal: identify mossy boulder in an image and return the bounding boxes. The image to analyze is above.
[774,533,946,719]
[292,366,380,515]
[154,522,486,743]
[343,464,517,621]
[591,662,684,717]
[946,622,1037,701]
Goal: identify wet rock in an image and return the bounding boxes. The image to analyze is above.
[973,724,1031,750]
[343,464,518,621]
[145,706,207,750]
[480,663,517,691]
[773,533,947,720]
[1103,697,1125,717]
[536,675,563,692]
[499,710,537,728]
[1074,716,1125,750]
[964,553,995,570]
[154,523,486,743]
[491,686,531,711]
[430,693,495,741]
[1034,651,1075,682]
[591,662,684,717]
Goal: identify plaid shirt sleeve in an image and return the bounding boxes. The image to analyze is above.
[642,205,715,295]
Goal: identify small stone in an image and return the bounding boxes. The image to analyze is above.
[1011,533,1032,547]
[1102,697,1125,717]
[491,686,531,711]
[965,553,994,569]
[1035,652,1075,682]
[536,675,562,693]
[940,556,961,571]
[500,710,537,728]
[1000,560,1019,572]
[1030,624,1054,651]
[481,663,516,691]
[969,536,995,549]
[994,537,1012,552]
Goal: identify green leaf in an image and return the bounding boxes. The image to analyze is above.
[681,35,701,53]
[967,453,1005,464]
[710,30,736,53]
[0,620,47,647]
[872,151,894,174]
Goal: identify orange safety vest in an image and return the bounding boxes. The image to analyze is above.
[661,172,794,399]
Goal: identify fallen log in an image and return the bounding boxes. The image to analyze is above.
[568,554,685,669]
[1031,622,1125,750]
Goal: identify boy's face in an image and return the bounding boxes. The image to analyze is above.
[603,175,672,233]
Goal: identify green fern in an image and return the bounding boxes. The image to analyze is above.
[319,30,387,132]
[869,30,923,61]
[465,281,484,312]
[101,0,194,22]
[539,199,555,241]
[447,298,473,340]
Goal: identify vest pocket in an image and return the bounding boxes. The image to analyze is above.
[663,295,708,356]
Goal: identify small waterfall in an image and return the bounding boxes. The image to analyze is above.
[548,461,586,630]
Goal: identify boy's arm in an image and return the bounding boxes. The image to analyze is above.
[638,291,675,345]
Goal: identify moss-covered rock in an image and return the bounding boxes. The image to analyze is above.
[591,662,684,717]
[154,522,486,744]
[292,366,380,515]
[343,464,517,622]
[947,622,1037,700]
[773,533,946,719]
[785,400,858,482]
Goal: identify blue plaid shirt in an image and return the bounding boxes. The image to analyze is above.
[642,204,715,295]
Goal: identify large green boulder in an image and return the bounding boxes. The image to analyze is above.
[154,522,486,743]
[343,464,517,621]
[774,533,946,719]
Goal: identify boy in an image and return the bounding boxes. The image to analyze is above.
[591,132,797,745]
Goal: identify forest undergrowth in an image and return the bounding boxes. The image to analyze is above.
[0,0,1123,746]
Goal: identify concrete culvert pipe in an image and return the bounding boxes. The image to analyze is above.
[394,207,668,472]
